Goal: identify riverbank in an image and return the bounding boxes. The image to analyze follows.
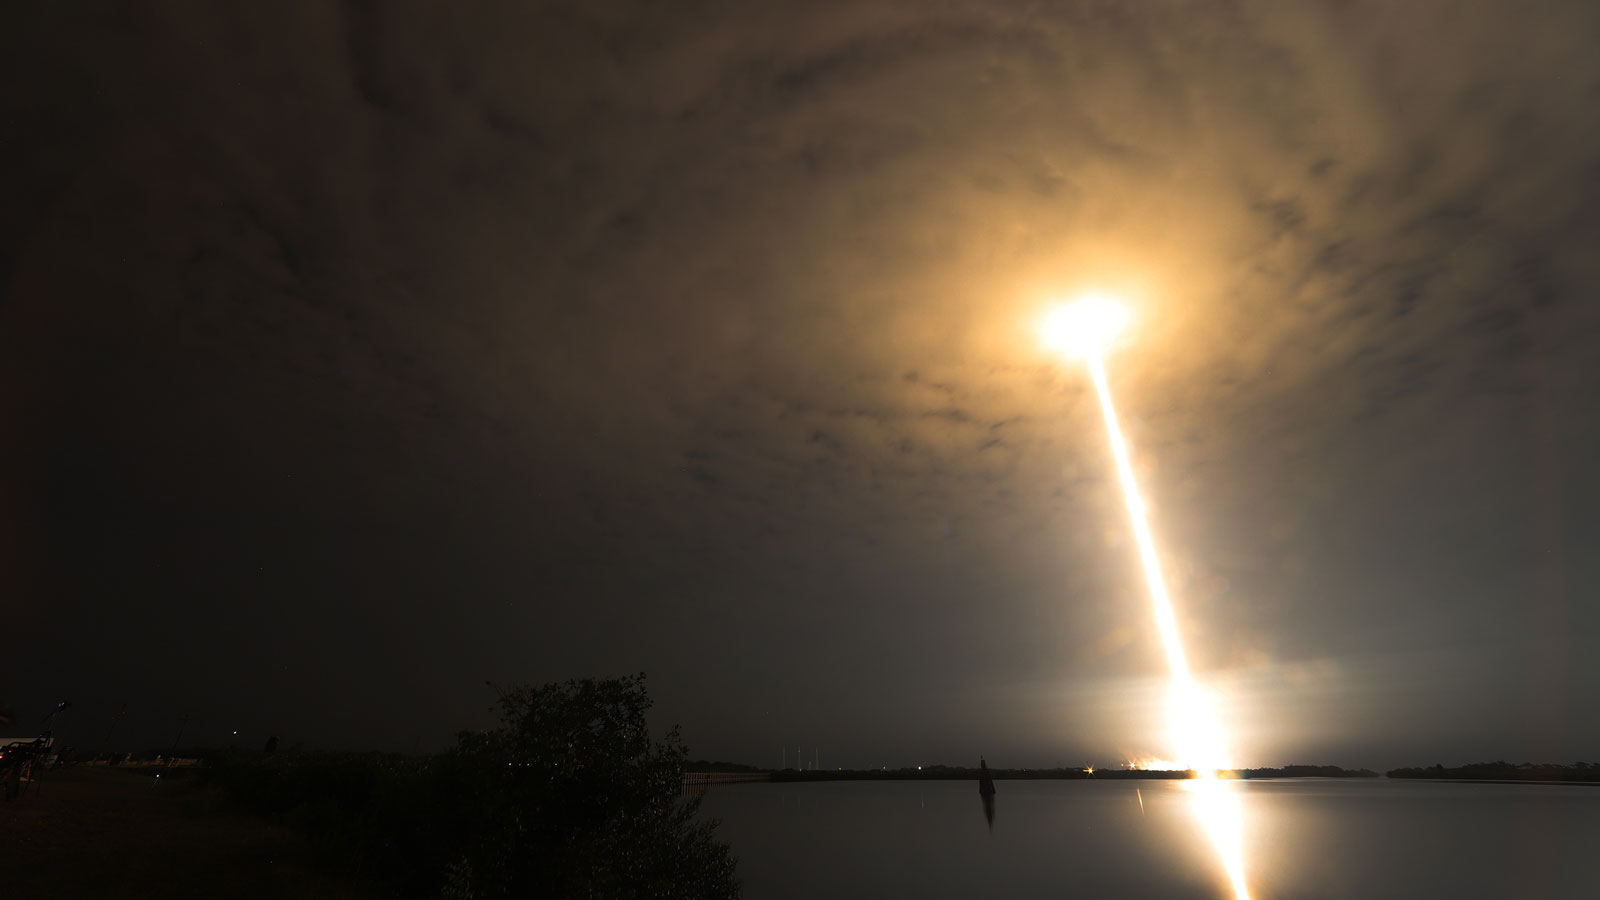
[1,766,374,899]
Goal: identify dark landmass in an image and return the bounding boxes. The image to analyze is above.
[11,676,737,900]
[685,759,767,773]
[767,763,1376,783]
[3,766,375,900]
[1387,761,1600,783]
[771,765,1110,783]
[1236,765,1380,779]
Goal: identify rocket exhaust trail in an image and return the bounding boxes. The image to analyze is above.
[1086,356,1250,900]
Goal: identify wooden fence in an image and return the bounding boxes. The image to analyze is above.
[681,771,769,797]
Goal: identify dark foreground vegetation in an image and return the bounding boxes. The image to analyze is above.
[202,675,738,900]
[1387,761,1600,783]
[770,763,1376,782]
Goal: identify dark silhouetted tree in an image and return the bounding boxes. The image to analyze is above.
[436,673,739,900]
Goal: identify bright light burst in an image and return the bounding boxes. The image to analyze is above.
[1040,294,1132,359]
[1125,756,1185,772]
[1048,298,1252,900]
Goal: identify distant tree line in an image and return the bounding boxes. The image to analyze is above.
[1387,761,1600,782]
[770,765,1112,783]
[683,759,766,773]
[1235,765,1379,779]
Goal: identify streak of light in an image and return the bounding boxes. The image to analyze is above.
[1136,788,1145,816]
[1085,354,1251,900]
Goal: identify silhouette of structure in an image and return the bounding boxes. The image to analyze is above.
[978,757,996,831]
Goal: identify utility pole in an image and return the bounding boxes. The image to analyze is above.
[170,713,190,760]
[103,704,128,753]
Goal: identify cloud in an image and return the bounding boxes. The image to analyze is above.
[3,0,1598,763]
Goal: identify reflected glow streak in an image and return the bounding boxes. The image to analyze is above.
[1086,356,1251,900]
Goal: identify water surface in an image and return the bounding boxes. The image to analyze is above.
[699,778,1600,899]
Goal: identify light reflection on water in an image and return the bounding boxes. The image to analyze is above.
[698,778,1600,899]
[1184,775,1251,900]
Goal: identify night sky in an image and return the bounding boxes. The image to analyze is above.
[4,2,1598,771]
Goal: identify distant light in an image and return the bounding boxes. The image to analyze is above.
[917,766,922,771]
[1041,295,1132,359]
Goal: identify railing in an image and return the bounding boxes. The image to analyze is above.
[682,771,769,797]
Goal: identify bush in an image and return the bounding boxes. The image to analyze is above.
[438,674,739,899]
